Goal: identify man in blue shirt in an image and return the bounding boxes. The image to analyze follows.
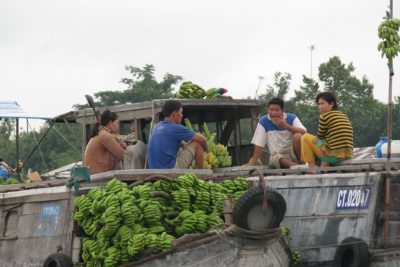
[147,100,207,169]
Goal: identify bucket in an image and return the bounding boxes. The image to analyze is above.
[381,140,400,158]
[375,136,388,158]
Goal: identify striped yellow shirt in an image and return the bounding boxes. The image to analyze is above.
[318,110,353,151]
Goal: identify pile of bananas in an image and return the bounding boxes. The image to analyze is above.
[183,119,232,169]
[202,123,232,169]
[378,17,400,59]
[0,177,20,185]
[204,88,228,99]
[176,81,206,99]
[73,174,248,266]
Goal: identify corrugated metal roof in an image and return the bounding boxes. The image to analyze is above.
[0,100,53,120]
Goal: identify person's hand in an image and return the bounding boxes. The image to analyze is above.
[243,157,259,166]
[120,142,128,149]
[270,116,288,129]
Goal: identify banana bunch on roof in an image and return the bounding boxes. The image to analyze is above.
[176,81,206,99]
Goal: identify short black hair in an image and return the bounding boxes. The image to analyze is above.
[90,109,119,138]
[163,100,182,117]
[268,97,284,110]
[316,91,338,110]
[100,110,118,126]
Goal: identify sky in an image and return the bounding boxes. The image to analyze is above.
[0,0,399,127]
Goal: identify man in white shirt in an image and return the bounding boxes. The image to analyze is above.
[248,98,306,168]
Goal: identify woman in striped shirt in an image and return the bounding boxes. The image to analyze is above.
[301,91,353,172]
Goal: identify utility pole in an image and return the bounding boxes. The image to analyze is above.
[254,76,264,99]
[309,45,315,78]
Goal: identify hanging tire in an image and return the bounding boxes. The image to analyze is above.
[332,237,370,267]
[43,253,73,267]
[232,186,286,230]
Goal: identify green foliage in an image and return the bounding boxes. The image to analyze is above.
[258,72,291,102]
[1,121,82,174]
[74,64,183,109]
[257,57,390,147]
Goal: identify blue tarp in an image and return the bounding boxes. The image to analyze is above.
[0,100,53,120]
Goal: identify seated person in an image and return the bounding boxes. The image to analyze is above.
[147,100,207,169]
[0,158,13,180]
[117,119,137,145]
[301,91,353,173]
[83,110,125,175]
[247,97,306,168]
[119,119,147,169]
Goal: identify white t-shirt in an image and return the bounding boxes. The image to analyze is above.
[251,113,306,155]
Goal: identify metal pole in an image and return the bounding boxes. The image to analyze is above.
[16,118,20,173]
[254,76,264,99]
[310,45,315,78]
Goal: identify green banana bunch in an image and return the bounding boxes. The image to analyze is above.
[148,225,166,234]
[174,210,197,236]
[194,210,208,233]
[152,179,177,193]
[176,173,197,188]
[121,202,142,227]
[176,81,206,99]
[378,17,400,59]
[233,177,248,191]
[132,183,152,200]
[103,194,120,208]
[192,190,211,212]
[204,123,232,169]
[127,234,146,257]
[205,88,219,99]
[132,223,148,234]
[82,238,98,263]
[119,248,130,264]
[104,246,121,267]
[209,182,228,213]
[159,232,176,251]
[233,190,246,201]
[184,118,194,131]
[145,233,163,253]
[208,212,224,229]
[171,188,191,210]
[105,178,128,194]
[101,206,121,237]
[0,177,19,185]
[141,201,163,226]
[113,225,133,247]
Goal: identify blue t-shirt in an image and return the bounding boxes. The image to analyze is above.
[147,121,196,169]
[0,165,9,180]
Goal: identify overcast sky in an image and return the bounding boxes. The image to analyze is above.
[0,0,398,124]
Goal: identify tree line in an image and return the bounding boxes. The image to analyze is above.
[0,56,398,174]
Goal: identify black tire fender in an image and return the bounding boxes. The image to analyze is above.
[43,253,73,267]
[232,186,286,230]
[332,237,370,267]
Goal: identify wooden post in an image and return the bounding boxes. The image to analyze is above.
[223,197,234,224]
[384,0,394,248]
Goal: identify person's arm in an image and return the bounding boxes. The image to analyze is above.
[103,133,126,160]
[271,116,306,134]
[192,133,208,151]
[317,115,327,138]
[248,145,263,165]
[246,122,268,165]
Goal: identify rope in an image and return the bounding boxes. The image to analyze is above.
[28,121,49,173]
[209,224,284,250]
[52,125,82,157]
